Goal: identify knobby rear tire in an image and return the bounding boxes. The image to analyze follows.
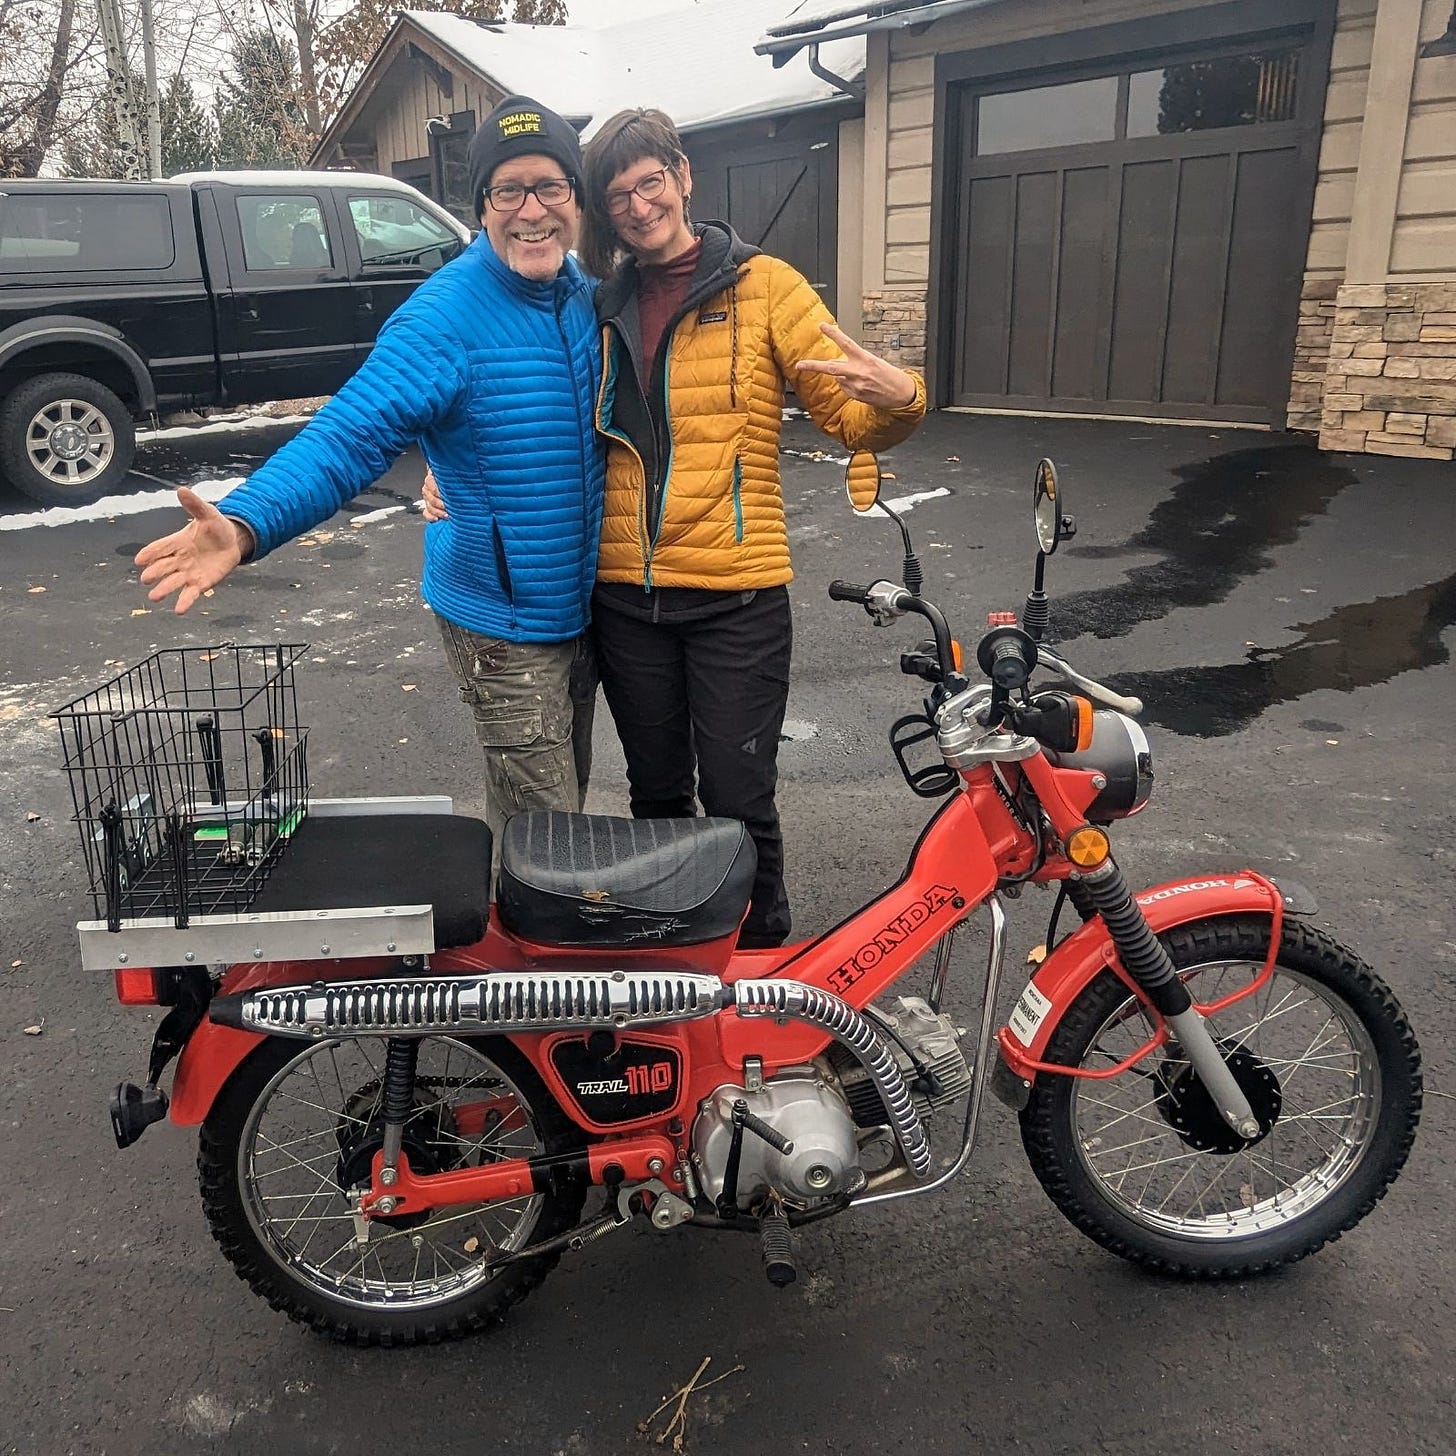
[198,1034,587,1345]
[1019,914,1420,1278]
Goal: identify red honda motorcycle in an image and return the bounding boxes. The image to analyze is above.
[57,456,1420,1345]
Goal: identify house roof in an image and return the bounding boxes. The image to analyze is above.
[400,0,865,135]
[756,0,1005,61]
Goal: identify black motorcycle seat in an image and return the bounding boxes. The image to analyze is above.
[250,812,492,949]
[496,812,757,947]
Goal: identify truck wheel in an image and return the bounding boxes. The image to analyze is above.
[0,372,137,507]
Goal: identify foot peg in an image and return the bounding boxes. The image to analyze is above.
[111,1082,168,1148]
[759,1207,797,1287]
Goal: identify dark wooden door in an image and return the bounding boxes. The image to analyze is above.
[688,122,839,314]
[948,43,1317,423]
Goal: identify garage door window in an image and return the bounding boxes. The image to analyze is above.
[1127,50,1299,136]
[976,76,1119,155]
[977,47,1301,157]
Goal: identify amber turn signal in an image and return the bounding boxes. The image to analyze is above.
[950,639,964,672]
[1072,695,1095,752]
[1065,825,1110,867]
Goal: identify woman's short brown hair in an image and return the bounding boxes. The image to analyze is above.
[579,108,689,279]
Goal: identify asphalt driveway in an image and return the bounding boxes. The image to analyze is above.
[1,411,1452,1456]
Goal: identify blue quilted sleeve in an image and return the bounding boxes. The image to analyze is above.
[220,307,467,558]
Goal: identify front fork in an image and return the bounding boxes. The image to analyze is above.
[1073,858,1261,1140]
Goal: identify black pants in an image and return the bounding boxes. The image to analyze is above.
[593,587,793,947]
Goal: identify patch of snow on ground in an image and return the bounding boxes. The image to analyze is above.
[0,478,243,531]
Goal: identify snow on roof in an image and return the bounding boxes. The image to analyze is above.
[757,0,1002,56]
[170,169,422,189]
[403,0,864,136]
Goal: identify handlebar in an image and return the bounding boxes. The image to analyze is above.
[829,581,1142,718]
[1036,645,1144,716]
[829,579,963,689]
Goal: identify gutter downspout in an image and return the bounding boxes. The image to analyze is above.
[808,43,866,98]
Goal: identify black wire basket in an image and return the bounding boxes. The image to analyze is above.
[52,644,310,930]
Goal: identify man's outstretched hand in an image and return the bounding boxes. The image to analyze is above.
[134,487,250,614]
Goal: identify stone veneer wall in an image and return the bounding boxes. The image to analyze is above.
[1315,283,1456,460]
[861,289,928,370]
[1288,279,1342,433]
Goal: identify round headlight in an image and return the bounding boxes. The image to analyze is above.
[1045,710,1154,820]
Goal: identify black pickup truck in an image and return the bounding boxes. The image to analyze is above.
[0,171,470,506]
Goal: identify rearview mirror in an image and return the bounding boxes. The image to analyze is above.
[845,451,881,514]
[1034,458,1064,554]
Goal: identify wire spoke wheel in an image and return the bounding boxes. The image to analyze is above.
[201,1035,586,1344]
[1020,915,1420,1277]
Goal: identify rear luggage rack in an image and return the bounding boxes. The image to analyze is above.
[53,644,310,932]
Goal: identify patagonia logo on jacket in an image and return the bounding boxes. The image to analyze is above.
[697,308,728,324]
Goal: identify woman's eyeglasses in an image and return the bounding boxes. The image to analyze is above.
[603,168,672,217]
[483,177,576,212]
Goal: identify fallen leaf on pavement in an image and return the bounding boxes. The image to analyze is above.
[131,608,150,617]
[26,811,40,822]
[402,684,416,692]
[27,586,46,594]
[11,960,22,969]
[24,1020,44,1036]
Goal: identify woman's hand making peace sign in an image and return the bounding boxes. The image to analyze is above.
[794,322,919,410]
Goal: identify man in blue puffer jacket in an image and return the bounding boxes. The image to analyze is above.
[136,97,605,849]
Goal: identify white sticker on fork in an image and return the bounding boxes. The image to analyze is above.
[1008,982,1055,1047]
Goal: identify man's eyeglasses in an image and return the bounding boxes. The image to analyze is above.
[603,167,672,217]
[483,177,576,212]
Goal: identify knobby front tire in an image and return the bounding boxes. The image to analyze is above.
[199,1034,586,1345]
[1019,915,1421,1278]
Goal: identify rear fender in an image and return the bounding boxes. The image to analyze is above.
[995,871,1311,1094]
[169,956,396,1126]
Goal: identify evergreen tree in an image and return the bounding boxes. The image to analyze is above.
[161,73,215,175]
[214,28,311,168]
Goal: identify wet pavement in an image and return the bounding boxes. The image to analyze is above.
[1,411,1453,1455]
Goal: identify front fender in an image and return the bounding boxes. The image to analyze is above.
[995,871,1307,1094]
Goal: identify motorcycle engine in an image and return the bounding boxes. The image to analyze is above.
[691,997,972,1212]
[692,1074,862,1212]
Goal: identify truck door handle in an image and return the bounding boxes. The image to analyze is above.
[239,303,259,321]
[356,294,374,313]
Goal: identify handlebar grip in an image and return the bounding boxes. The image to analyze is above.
[828,580,873,604]
[988,637,1032,689]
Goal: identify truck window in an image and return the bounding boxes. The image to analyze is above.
[347,194,462,266]
[0,194,174,271]
[235,195,332,270]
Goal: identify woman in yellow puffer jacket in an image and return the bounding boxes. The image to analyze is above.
[579,108,926,947]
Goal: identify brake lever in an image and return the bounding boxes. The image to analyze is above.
[1036,646,1144,717]
[864,581,911,627]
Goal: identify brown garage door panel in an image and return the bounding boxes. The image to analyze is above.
[950,72,1313,425]
[1216,146,1301,408]
[1050,165,1112,401]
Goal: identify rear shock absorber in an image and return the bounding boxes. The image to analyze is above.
[1074,859,1261,1140]
[376,1037,420,1206]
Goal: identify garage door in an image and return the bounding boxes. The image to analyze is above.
[948,42,1317,423]
[688,120,839,315]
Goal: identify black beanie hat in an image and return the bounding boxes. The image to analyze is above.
[468,96,583,219]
